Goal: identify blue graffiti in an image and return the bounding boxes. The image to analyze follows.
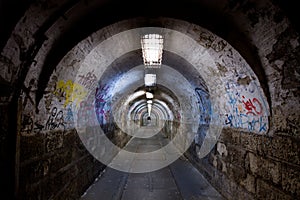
[195,87,212,124]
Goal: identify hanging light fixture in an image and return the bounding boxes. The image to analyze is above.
[146,92,154,99]
[147,101,152,117]
[141,33,163,117]
[147,100,153,104]
[141,34,164,68]
[144,73,156,87]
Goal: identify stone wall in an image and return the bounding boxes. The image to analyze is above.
[16,122,130,199]
[16,120,130,200]
[186,128,299,200]
[0,103,15,198]
[17,128,104,200]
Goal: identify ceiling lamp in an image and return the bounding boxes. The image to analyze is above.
[146,92,154,99]
[144,73,156,86]
[141,34,164,68]
[147,102,152,116]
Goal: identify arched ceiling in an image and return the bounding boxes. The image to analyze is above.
[1,0,295,103]
[1,0,299,138]
[1,0,299,51]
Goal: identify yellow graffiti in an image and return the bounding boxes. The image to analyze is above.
[53,80,87,107]
[237,104,243,113]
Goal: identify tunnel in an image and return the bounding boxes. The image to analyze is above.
[0,0,299,200]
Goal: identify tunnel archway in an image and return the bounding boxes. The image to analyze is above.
[1,0,299,199]
[15,18,270,173]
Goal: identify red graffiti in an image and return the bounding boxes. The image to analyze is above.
[78,71,97,90]
[242,96,262,115]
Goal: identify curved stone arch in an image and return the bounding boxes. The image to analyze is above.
[130,100,171,122]
[153,100,174,121]
[159,27,270,132]
[15,17,269,127]
[20,18,270,165]
[60,21,269,133]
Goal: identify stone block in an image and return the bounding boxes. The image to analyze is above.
[48,150,72,174]
[257,179,294,200]
[248,152,259,174]
[56,178,79,200]
[62,129,76,149]
[240,132,258,152]
[227,164,246,183]
[217,156,227,173]
[256,135,273,157]
[217,142,228,157]
[240,173,256,194]
[282,163,300,197]
[226,145,246,168]
[19,182,42,200]
[270,135,300,166]
[212,154,218,167]
[20,134,45,162]
[257,158,281,184]
[46,165,79,197]
[76,155,94,175]
[219,128,241,145]
[247,152,282,184]
[268,160,281,185]
[235,184,255,200]
[45,130,64,153]
[229,178,239,199]
[19,159,49,185]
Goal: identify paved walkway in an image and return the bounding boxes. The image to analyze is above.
[80,129,225,200]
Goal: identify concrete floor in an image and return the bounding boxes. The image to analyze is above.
[81,129,225,200]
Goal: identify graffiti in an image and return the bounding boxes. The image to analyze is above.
[195,87,211,124]
[78,70,97,90]
[34,160,49,178]
[53,80,87,108]
[45,107,65,131]
[198,31,215,48]
[175,110,181,121]
[43,74,58,112]
[216,63,228,77]
[221,48,234,68]
[95,84,110,102]
[67,59,80,68]
[65,107,73,121]
[224,81,268,132]
[22,78,36,110]
[12,33,27,61]
[95,84,111,125]
[77,100,98,127]
[21,114,33,134]
[0,55,16,82]
[21,113,46,135]
[20,111,44,136]
[225,113,267,132]
[34,122,44,132]
[211,40,227,52]
[242,96,262,115]
[224,114,233,128]
[64,106,74,128]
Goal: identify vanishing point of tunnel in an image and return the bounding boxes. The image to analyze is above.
[0,0,299,200]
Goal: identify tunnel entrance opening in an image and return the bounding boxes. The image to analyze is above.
[79,42,206,173]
